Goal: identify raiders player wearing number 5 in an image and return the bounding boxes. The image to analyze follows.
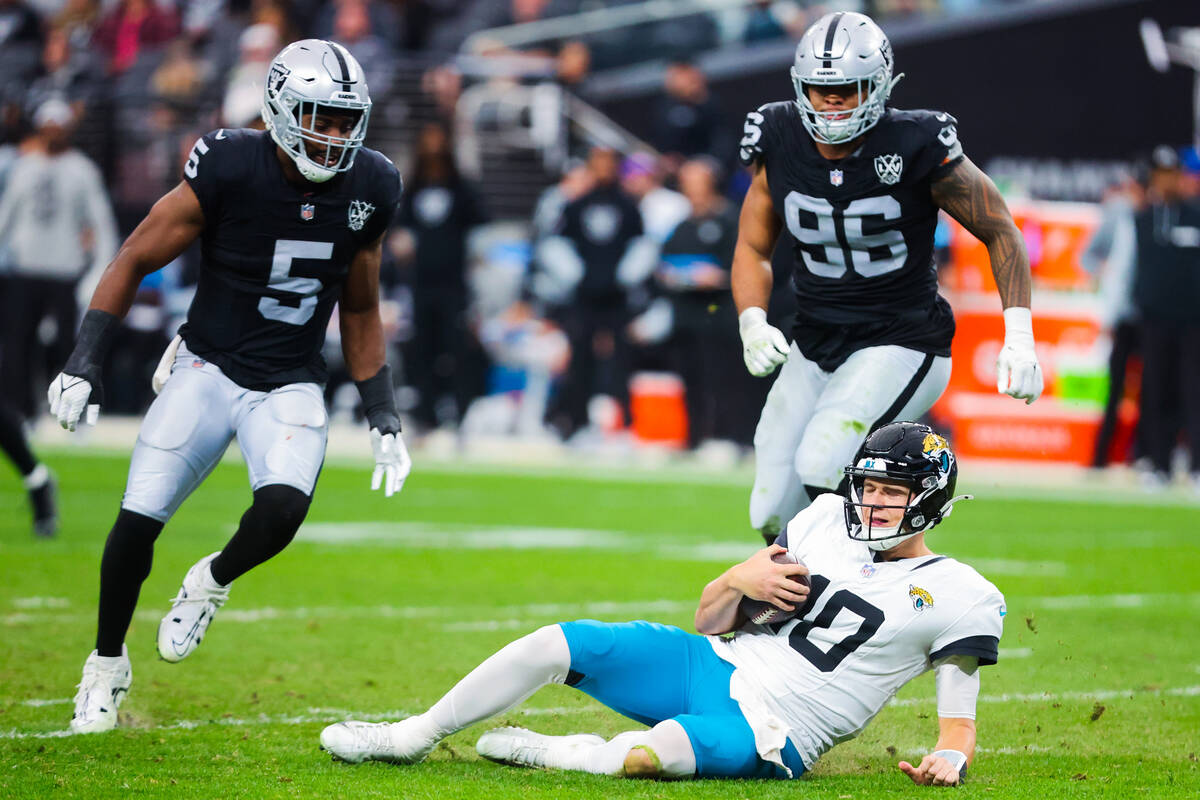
[319,422,1000,788]
[50,40,409,734]
[734,12,1042,543]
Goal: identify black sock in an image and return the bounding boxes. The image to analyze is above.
[96,509,165,656]
[0,404,37,476]
[210,485,310,586]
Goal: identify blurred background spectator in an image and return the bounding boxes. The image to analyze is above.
[537,145,647,439]
[652,156,759,448]
[1081,173,1141,469]
[394,120,490,432]
[1130,146,1200,489]
[0,98,116,419]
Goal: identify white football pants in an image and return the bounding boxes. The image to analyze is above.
[121,341,328,522]
[749,343,951,538]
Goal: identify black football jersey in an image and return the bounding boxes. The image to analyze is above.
[180,128,401,390]
[740,103,963,370]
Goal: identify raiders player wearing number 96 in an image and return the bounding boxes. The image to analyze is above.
[734,12,1043,545]
[50,40,410,735]
[318,423,1001,789]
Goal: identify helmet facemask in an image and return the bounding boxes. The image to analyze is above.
[270,93,369,182]
[791,67,895,145]
[845,465,939,552]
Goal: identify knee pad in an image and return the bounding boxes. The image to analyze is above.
[250,484,311,536]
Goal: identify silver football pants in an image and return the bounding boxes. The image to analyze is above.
[749,342,951,538]
[121,342,328,522]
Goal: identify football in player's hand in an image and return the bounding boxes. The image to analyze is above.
[737,551,810,626]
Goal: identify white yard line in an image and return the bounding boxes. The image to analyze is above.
[6,687,1198,741]
[8,592,1199,629]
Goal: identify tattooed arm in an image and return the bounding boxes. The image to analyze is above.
[930,157,1030,308]
[931,157,1043,403]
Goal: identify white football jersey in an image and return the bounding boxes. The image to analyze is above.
[708,494,1005,773]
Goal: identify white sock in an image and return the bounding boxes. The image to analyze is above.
[23,464,49,490]
[89,645,129,667]
[548,721,697,777]
[415,624,572,741]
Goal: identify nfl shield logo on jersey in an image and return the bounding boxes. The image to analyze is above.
[300,203,315,221]
[874,154,903,186]
[348,200,375,232]
[829,169,844,187]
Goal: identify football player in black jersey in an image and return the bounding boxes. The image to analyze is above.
[732,12,1043,544]
[47,40,410,733]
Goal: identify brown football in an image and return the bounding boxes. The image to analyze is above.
[737,551,810,626]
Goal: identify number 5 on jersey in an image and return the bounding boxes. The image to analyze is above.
[259,240,331,325]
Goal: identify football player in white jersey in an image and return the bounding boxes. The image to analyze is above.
[320,422,1004,787]
[733,11,1042,543]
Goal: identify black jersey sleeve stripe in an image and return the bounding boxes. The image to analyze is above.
[328,41,352,92]
[930,635,999,666]
[912,556,948,571]
[868,352,935,434]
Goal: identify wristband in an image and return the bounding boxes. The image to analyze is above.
[1001,306,1034,346]
[931,748,968,778]
[355,364,401,435]
[63,309,121,404]
[738,306,768,337]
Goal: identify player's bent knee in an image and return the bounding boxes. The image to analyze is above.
[622,746,662,778]
[252,484,311,531]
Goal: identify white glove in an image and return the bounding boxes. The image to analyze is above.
[996,307,1043,404]
[152,334,183,395]
[370,428,412,498]
[738,307,790,377]
[47,373,99,431]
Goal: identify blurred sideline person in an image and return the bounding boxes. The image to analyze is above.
[655,157,756,447]
[50,40,410,735]
[0,98,117,418]
[0,403,56,537]
[1130,145,1200,489]
[321,423,1002,789]
[734,12,1042,542]
[1080,174,1140,468]
[394,121,488,431]
[538,146,655,439]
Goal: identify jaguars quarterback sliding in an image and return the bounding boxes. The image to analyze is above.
[321,422,1002,787]
[48,39,410,734]
[734,12,1043,543]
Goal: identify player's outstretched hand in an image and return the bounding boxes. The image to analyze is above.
[898,753,963,787]
[996,306,1043,404]
[47,373,100,432]
[731,544,811,611]
[738,307,790,377]
[370,428,412,498]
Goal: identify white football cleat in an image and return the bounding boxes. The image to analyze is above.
[476,726,605,768]
[320,718,437,764]
[157,552,229,663]
[70,647,132,734]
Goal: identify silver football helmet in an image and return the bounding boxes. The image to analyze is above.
[261,39,371,183]
[790,12,901,144]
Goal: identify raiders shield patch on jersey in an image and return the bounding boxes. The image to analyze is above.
[348,200,375,232]
[874,154,903,186]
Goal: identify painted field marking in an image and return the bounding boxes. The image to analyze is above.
[11,597,71,609]
[6,686,1198,741]
[6,593,1200,629]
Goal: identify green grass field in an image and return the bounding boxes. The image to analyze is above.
[1,450,1197,798]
